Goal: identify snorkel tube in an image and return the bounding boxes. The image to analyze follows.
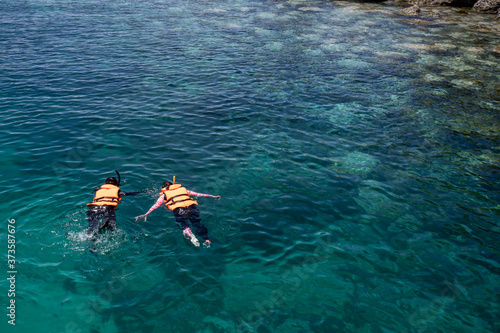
[115,170,121,186]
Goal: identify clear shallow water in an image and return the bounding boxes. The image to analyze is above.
[1,0,499,332]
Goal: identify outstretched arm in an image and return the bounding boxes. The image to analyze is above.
[187,190,221,200]
[120,190,151,196]
[135,195,164,222]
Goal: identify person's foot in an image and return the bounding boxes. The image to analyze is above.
[203,240,211,248]
[183,228,199,247]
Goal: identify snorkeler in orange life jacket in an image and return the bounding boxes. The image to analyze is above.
[87,171,147,237]
[135,179,220,248]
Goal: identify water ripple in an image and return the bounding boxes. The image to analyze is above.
[1,0,499,332]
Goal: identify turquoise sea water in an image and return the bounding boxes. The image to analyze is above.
[1,0,499,332]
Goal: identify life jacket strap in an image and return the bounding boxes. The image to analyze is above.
[166,193,191,206]
[94,196,120,203]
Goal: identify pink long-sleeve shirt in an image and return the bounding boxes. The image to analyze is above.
[144,190,215,216]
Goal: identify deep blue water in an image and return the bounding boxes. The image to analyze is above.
[1,0,499,332]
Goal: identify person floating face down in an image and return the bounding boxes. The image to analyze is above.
[136,181,220,247]
[87,176,145,237]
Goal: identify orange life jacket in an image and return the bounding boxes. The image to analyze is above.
[159,184,198,211]
[87,184,121,207]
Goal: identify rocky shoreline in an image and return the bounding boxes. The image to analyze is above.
[391,0,500,19]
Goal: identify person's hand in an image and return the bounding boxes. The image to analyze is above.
[135,214,147,223]
[214,195,221,200]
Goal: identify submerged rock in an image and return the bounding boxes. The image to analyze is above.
[297,6,323,11]
[329,151,379,177]
[398,4,422,15]
[411,7,443,17]
[413,0,476,5]
[354,183,410,220]
[472,0,500,12]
